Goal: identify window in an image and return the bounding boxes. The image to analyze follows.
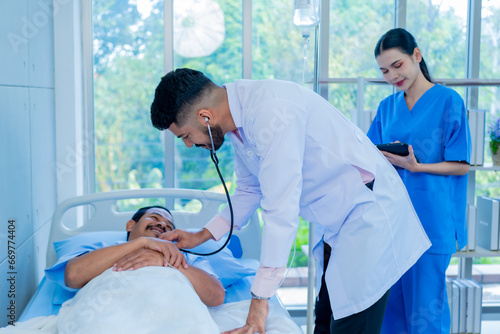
[406,0,469,105]
[172,0,241,191]
[407,0,468,79]
[252,0,305,82]
[328,0,394,120]
[480,0,500,165]
[477,0,500,306]
[93,0,165,192]
[92,0,240,194]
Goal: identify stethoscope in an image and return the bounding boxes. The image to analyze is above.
[180,117,234,256]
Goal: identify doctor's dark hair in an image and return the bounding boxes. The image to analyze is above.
[127,206,175,240]
[150,68,216,130]
[374,28,432,83]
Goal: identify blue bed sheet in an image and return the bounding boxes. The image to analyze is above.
[18,277,60,321]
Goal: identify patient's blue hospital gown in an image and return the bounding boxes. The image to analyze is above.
[45,241,217,305]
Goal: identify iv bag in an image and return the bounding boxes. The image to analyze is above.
[292,0,320,28]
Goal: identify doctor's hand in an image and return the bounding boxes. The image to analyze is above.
[160,228,213,250]
[221,298,269,334]
[381,144,420,172]
[113,248,164,272]
[138,237,188,269]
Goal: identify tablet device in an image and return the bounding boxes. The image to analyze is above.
[376,143,420,162]
[376,143,409,156]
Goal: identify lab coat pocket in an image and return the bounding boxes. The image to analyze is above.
[308,183,353,235]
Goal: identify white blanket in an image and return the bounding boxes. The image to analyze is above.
[209,300,302,333]
[1,267,302,334]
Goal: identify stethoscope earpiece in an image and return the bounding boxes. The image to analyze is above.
[205,118,216,153]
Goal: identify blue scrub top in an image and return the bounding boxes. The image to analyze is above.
[367,84,471,254]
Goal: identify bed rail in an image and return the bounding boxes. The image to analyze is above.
[46,188,261,267]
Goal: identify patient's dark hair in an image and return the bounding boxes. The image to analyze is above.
[374,28,432,83]
[150,68,216,130]
[127,206,174,240]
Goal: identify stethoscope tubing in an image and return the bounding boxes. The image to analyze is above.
[180,123,234,256]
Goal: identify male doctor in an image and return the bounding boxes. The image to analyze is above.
[150,68,431,334]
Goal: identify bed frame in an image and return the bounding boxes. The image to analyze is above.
[17,189,306,333]
[46,188,262,267]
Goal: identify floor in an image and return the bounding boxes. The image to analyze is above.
[277,286,500,334]
[482,314,500,334]
[291,318,500,334]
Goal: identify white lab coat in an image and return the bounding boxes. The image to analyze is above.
[213,79,431,319]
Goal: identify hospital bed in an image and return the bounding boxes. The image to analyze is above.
[19,188,266,321]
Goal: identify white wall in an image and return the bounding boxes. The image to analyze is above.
[0,0,56,326]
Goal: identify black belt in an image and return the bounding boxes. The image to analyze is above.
[365,179,375,191]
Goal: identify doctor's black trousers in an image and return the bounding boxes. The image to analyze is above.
[314,179,390,334]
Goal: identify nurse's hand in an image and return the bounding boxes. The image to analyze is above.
[221,299,269,334]
[160,228,213,250]
[381,144,420,172]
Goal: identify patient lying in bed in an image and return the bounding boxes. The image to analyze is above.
[48,205,225,307]
[0,206,302,333]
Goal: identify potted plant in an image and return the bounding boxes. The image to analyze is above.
[488,114,500,165]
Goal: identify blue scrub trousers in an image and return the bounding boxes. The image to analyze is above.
[381,252,452,334]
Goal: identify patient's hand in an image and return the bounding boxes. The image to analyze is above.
[139,237,188,269]
[113,249,164,272]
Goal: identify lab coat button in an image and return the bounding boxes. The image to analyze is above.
[247,151,254,157]
[356,134,362,142]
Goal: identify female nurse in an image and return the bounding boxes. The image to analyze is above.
[367,28,471,334]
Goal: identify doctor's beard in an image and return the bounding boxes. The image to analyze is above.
[202,124,225,151]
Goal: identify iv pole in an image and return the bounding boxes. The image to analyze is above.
[306,23,320,334]
[293,3,321,333]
